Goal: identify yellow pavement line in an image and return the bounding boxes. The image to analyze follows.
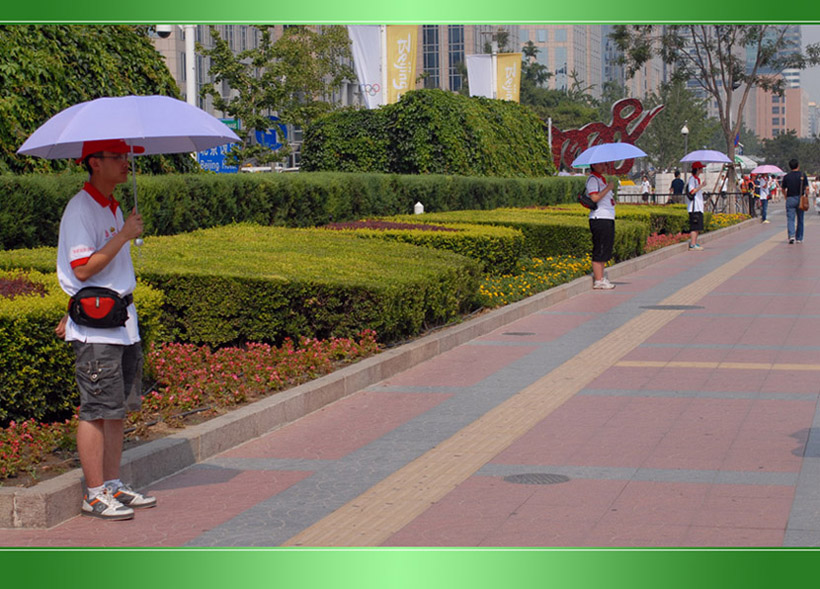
[616,361,820,371]
[283,235,780,547]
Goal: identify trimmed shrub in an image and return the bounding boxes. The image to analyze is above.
[302,89,556,178]
[387,208,649,262]
[0,269,164,425]
[320,220,526,275]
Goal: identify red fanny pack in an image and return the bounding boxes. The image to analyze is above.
[68,287,132,329]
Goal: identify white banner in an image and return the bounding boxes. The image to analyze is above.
[466,54,494,99]
[347,25,384,109]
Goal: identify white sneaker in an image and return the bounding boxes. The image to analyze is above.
[593,278,615,290]
[82,488,135,520]
[108,483,157,509]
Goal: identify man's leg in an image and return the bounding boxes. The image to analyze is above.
[786,201,796,240]
[102,419,125,483]
[797,208,805,242]
[77,419,105,488]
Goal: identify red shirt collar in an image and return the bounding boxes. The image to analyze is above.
[590,171,606,182]
[83,182,119,215]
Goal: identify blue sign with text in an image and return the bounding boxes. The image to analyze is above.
[196,143,239,174]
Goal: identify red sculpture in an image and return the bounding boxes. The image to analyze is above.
[551,98,664,175]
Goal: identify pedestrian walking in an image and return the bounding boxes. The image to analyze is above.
[669,170,684,204]
[587,161,618,289]
[55,139,157,520]
[686,161,706,250]
[757,174,770,223]
[641,174,651,203]
[781,158,809,244]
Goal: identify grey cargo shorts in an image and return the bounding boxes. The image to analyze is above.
[72,341,143,421]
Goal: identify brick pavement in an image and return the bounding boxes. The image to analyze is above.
[3,210,820,547]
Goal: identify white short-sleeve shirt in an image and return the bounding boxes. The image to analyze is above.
[56,182,140,345]
[587,172,615,220]
[686,175,704,213]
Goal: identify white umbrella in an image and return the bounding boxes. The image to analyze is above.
[680,149,731,164]
[571,142,647,168]
[17,96,241,233]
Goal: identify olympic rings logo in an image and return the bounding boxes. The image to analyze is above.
[359,83,381,96]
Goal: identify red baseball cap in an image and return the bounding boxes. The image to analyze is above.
[691,161,705,171]
[75,139,145,164]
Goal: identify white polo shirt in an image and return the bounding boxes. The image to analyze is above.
[686,175,704,213]
[587,172,615,220]
[56,182,140,345]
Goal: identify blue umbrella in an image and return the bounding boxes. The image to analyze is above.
[571,142,647,168]
[680,149,731,164]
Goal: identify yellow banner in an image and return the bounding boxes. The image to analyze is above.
[385,25,417,105]
[496,53,522,102]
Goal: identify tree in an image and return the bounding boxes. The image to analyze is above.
[1,25,196,174]
[612,25,820,210]
[636,80,717,172]
[760,131,820,174]
[199,25,354,167]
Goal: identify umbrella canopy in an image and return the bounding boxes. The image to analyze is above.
[751,164,784,175]
[680,149,731,164]
[734,154,757,172]
[571,142,647,168]
[17,95,239,159]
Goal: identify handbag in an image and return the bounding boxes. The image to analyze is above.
[68,287,132,328]
[577,190,597,210]
[799,174,809,211]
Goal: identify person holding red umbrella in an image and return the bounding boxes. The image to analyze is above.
[55,139,157,520]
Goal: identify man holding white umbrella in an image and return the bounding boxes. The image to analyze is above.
[19,95,240,520]
[55,138,155,520]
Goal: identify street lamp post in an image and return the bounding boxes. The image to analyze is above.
[681,121,689,181]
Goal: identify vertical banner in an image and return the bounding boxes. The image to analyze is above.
[385,25,418,105]
[347,25,384,109]
[466,54,494,98]
[496,53,522,102]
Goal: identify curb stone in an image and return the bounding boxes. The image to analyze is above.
[0,219,755,529]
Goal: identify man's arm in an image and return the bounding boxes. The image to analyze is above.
[73,209,142,281]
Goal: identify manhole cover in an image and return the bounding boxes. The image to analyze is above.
[503,473,570,485]
[502,332,536,336]
[639,305,704,311]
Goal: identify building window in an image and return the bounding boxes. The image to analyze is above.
[555,28,567,43]
[537,29,547,43]
[521,29,530,43]
[772,106,780,114]
[423,25,440,90]
[448,25,464,91]
[772,117,780,126]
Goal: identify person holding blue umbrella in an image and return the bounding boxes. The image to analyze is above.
[573,142,647,290]
[686,161,706,250]
[586,161,619,289]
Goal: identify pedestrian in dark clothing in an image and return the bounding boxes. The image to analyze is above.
[781,158,808,244]
[669,170,684,204]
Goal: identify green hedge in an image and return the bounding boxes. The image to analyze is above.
[387,209,649,262]
[543,202,696,236]
[0,173,586,250]
[0,224,481,348]
[320,221,526,275]
[301,89,556,177]
[0,269,164,426]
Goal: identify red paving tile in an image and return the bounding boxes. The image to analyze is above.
[478,312,593,344]
[0,470,310,547]
[378,344,536,387]
[222,391,452,460]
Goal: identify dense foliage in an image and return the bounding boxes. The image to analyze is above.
[0,25,197,174]
[0,172,584,249]
[301,89,556,177]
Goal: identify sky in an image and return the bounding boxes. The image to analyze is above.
[802,25,820,104]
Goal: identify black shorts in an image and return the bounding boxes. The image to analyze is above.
[688,212,704,232]
[589,218,615,263]
[72,341,144,421]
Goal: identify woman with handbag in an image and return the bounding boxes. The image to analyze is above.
[780,158,809,244]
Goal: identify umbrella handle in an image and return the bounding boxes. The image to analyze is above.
[129,146,143,247]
